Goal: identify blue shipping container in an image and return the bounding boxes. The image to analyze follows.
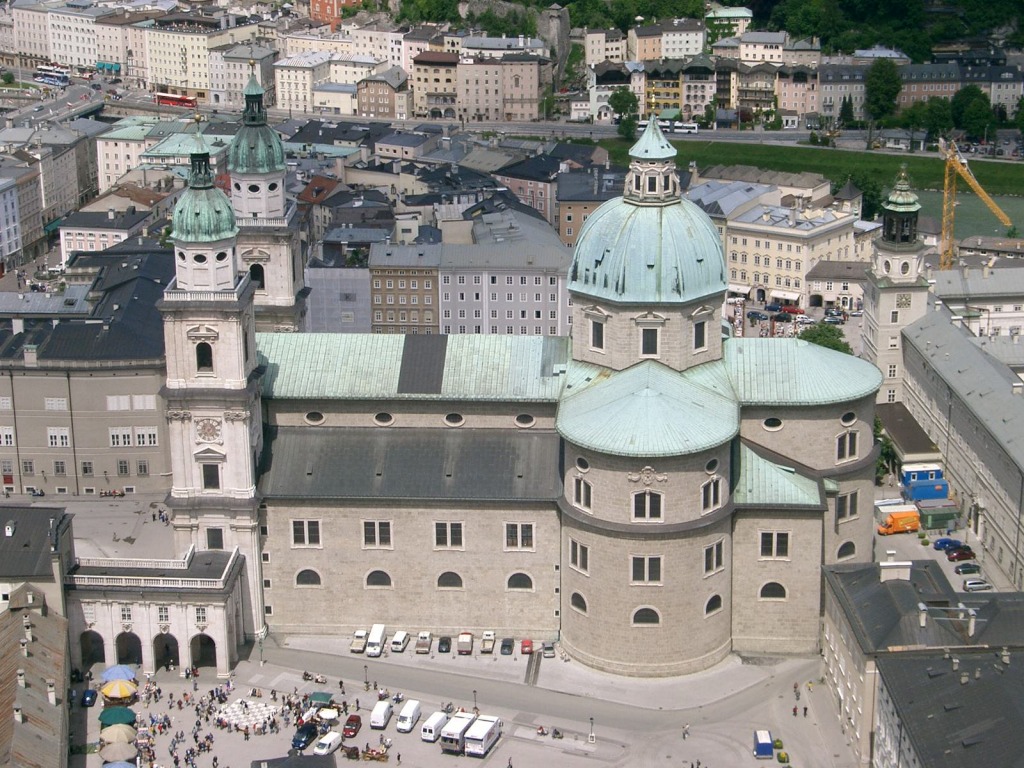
[906,478,949,502]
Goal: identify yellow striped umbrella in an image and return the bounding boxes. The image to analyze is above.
[100,679,138,700]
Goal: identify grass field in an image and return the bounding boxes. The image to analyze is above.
[600,137,1023,197]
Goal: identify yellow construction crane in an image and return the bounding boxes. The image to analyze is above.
[939,138,1013,270]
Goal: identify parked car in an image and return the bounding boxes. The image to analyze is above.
[81,689,98,707]
[824,307,845,317]
[89,83,102,90]
[109,77,122,85]
[780,305,805,315]
[849,310,863,317]
[796,315,816,325]
[963,579,993,592]
[823,316,845,324]
[313,731,343,755]
[521,639,534,655]
[954,562,981,575]
[764,303,783,313]
[746,310,770,321]
[343,714,362,738]
[500,637,514,655]
[773,313,793,323]
[947,548,977,562]
[542,641,556,658]
[933,538,962,551]
[292,722,319,750]
[437,636,452,654]
[349,629,368,653]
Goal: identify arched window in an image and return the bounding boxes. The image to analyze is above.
[760,582,787,600]
[570,592,587,614]
[705,594,723,615]
[296,569,321,586]
[507,572,532,590]
[437,571,463,589]
[837,541,856,560]
[366,570,392,588]
[632,607,660,625]
[249,263,265,290]
[195,342,213,373]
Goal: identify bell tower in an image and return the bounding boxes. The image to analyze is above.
[227,68,307,331]
[862,166,930,405]
[160,128,266,649]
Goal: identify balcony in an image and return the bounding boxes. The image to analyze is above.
[66,545,240,591]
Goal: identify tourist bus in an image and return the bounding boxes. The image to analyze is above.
[154,92,198,109]
[34,65,70,87]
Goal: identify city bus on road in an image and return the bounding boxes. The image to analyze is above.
[34,65,70,87]
[155,92,198,109]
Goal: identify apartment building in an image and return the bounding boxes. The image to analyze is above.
[930,266,1024,338]
[555,164,626,247]
[704,6,752,38]
[457,56,502,122]
[95,9,165,79]
[309,0,359,31]
[147,14,260,100]
[346,20,404,68]
[48,5,115,70]
[96,120,158,193]
[209,44,277,110]
[502,54,547,121]
[0,160,43,264]
[125,17,152,87]
[897,62,961,109]
[961,65,1024,116]
[328,53,383,85]
[58,208,150,267]
[368,244,440,334]
[492,154,562,224]
[12,1,53,69]
[661,18,706,59]
[461,34,546,60]
[274,50,332,113]
[282,30,354,58]
[819,64,868,123]
[627,23,661,61]
[412,51,459,118]
[584,28,625,67]
[356,66,409,120]
[402,24,443,73]
[0,178,22,271]
[776,65,819,120]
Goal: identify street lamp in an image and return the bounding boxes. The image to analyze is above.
[473,689,477,711]
[589,716,595,744]
[363,664,368,687]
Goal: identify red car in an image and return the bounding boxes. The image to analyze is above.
[947,548,976,561]
[521,639,534,655]
[780,305,806,315]
[342,714,361,738]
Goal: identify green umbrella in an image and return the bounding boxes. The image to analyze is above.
[309,692,334,706]
[98,707,136,727]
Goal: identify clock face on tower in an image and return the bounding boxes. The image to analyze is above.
[896,293,912,309]
[196,418,222,443]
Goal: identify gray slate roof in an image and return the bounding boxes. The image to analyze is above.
[932,265,1024,299]
[259,427,561,501]
[0,509,69,580]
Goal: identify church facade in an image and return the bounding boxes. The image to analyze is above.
[71,85,884,677]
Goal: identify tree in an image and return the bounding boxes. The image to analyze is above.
[1016,97,1024,134]
[798,323,852,354]
[618,116,638,141]
[864,59,901,122]
[923,96,953,139]
[950,85,987,129]
[0,72,12,86]
[839,94,855,126]
[962,98,997,142]
[900,100,927,150]
[608,87,639,140]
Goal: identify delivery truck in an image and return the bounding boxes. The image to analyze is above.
[878,507,920,535]
[439,713,477,754]
[464,716,502,757]
[754,730,773,759]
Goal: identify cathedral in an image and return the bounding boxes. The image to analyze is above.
[73,80,884,678]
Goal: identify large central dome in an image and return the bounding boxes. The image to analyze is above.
[568,121,726,305]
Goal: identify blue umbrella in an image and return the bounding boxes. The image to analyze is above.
[102,763,135,768]
[101,665,135,682]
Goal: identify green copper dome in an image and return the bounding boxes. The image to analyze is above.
[883,165,921,214]
[228,73,286,175]
[171,133,239,243]
[568,120,726,305]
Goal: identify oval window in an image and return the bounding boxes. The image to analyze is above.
[193,254,207,264]
[763,417,783,431]
[705,458,719,474]
[373,412,394,426]
[215,252,228,262]
[515,413,535,428]
[882,259,891,274]
[900,261,910,275]
[841,411,856,426]
[304,411,325,425]
[575,457,590,472]
[177,251,186,262]
[444,413,464,426]
[233,182,241,191]
[268,182,279,191]
[248,184,260,193]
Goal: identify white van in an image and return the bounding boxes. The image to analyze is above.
[390,630,410,653]
[369,700,392,729]
[421,710,449,742]
[396,699,421,733]
[366,623,387,657]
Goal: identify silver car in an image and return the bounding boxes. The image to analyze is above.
[963,579,993,592]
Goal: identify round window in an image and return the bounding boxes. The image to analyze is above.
[215,252,228,262]
[575,457,590,472]
[444,413,464,426]
[763,417,783,431]
[882,259,891,274]
[515,413,535,428]
[841,411,856,426]
[900,261,910,275]
[373,412,394,426]
[304,411,325,425]
[705,458,719,474]
[268,182,279,191]
[248,184,260,193]
[193,254,207,264]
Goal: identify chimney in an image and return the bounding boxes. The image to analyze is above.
[16,669,25,688]
[983,264,991,279]
[952,657,959,671]
[26,592,33,605]
[886,550,896,562]
[107,208,115,220]
[23,345,37,368]
[11,317,22,335]
[880,560,912,582]
[975,667,981,680]
[46,680,55,706]
[1001,647,1010,665]
[13,706,21,723]
[19,639,27,657]
[960,672,969,685]
[918,602,927,628]
[4,521,14,537]
[968,609,977,637]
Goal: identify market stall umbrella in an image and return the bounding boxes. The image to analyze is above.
[99,724,137,744]
[309,692,334,706]
[99,742,138,762]
[100,679,138,700]
[318,708,339,721]
[102,763,135,768]
[98,707,136,727]
[100,665,136,683]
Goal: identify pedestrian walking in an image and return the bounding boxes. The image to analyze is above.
[355,698,359,711]
[396,754,401,765]
[683,723,689,739]
[803,706,808,717]
[792,706,798,717]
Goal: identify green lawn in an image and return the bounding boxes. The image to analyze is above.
[600,138,1023,197]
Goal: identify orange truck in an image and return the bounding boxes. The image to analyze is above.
[877,507,920,535]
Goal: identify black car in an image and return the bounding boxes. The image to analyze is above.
[90,83,102,90]
[291,722,319,750]
[954,562,981,575]
[109,78,122,85]
[499,637,514,655]
[437,636,452,654]
[773,312,793,323]
[746,311,769,321]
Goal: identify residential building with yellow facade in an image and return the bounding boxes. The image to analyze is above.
[280,30,354,58]
[274,50,332,114]
[95,9,165,80]
[412,50,459,118]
